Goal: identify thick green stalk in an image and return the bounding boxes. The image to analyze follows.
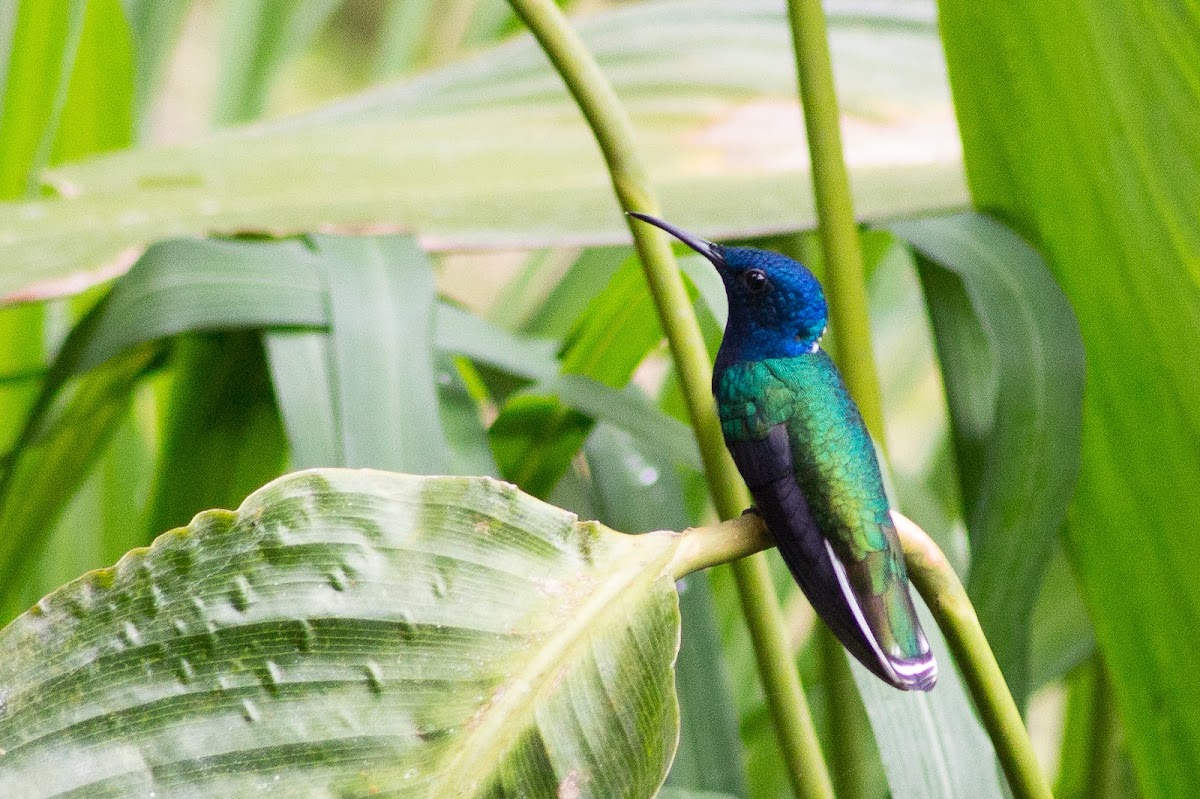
[817,622,874,799]
[785,0,884,439]
[1081,658,1122,799]
[786,4,884,796]
[504,2,833,798]
[893,512,1054,799]
[675,512,1053,799]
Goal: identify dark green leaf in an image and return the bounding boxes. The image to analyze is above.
[890,212,1085,705]
[145,331,288,535]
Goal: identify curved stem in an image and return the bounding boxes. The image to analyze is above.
[504,2,833,798]
[892,512,1054,799]
[676,511,1053,799]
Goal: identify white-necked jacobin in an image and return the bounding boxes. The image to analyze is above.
[630,212,936,691]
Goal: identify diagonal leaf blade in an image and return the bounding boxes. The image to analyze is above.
[937,4,1200,793]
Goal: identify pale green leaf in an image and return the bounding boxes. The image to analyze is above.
[213,0,342,124]
[0,469,683,799]
[316,235,449,474]
[0,0,964,301]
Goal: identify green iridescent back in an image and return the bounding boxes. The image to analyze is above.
[717,350,925,661]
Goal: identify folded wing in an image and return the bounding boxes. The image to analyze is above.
[727,424,936,691]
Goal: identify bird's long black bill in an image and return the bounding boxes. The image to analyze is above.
[627,212,723,263]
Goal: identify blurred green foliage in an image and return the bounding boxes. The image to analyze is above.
[0,0,1188,797]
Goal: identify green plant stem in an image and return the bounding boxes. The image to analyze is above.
[818,623,870,799]
[786,4,885,796]
[785,0,884,440]
[504,2,833,798]
[1082,657,1122,799]
[676,511,1053,799]
[893,512,1053,799]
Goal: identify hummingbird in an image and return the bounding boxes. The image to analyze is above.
[630,212,936,691]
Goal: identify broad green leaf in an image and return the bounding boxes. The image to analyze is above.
[937,5,1200,793]
[889,212,1085,706]
[0,0,964,301]
[0,469,682,798]
[145,332,288,535]
[213,0,343,124]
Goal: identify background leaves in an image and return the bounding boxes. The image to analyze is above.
[938,1,1200,795]
[0,0,965,301]
[0,0,1181,796]
[891,212,1085,707]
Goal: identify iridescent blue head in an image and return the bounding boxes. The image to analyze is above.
[629,213,828,374]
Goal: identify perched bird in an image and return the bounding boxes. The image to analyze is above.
[630,212,936,691]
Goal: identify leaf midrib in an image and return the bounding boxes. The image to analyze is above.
[429,527,678,798]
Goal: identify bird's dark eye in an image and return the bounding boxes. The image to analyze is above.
[741,269,769,294]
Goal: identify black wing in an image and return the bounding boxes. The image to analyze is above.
[727,424,935,691]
